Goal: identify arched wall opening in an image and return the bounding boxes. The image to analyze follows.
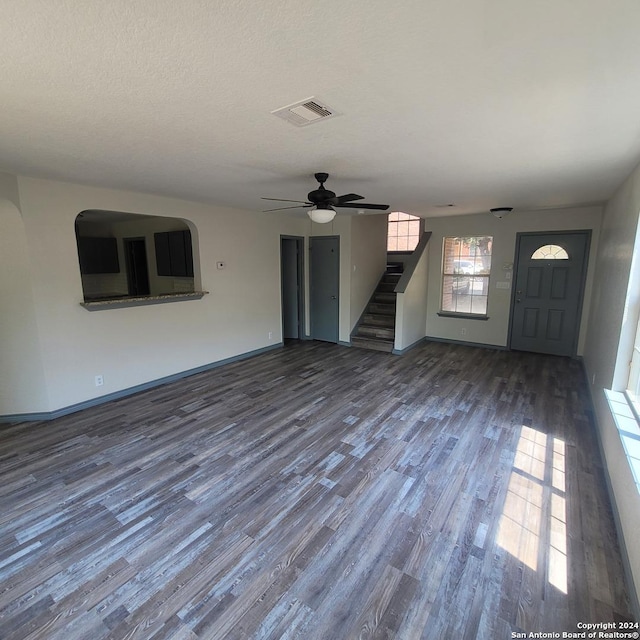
[74,210,199,301]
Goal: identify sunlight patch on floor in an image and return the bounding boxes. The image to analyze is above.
[513,425,547,480]
[497,427,546,571]
[497,427,568,593]
[548,437,568,594]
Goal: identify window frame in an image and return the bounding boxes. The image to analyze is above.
[387,212,423,254]
[604,213,640,495]
[614,215,640,423]
[625,304,640,422]
[439,235,493,319]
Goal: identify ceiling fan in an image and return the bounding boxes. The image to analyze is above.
[262,172,390,223]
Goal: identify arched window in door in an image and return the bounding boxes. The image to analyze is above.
[531,244,569,260]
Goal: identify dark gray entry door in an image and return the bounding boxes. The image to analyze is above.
[310,236,339,343]
[510,231,590,356]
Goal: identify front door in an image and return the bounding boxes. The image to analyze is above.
[509,231,590,356]
[310,236,339,343]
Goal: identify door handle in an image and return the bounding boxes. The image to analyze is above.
[330,295,337,300]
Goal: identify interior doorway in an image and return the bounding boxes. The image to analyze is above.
[280,236,305,340]
[124,237,150,296]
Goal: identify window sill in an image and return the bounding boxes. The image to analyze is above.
[437,312,489,321]
[604,389,640,494]
[80,291,208,311]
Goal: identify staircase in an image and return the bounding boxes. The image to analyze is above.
[351,262,403,353]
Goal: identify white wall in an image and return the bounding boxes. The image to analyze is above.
[423,205,603,352]
[349,214,388,331]
[8,176,283,415]
[0,187,50,414]
[395,238,430,352]
[0,172,21,210]
[583,160,640,613]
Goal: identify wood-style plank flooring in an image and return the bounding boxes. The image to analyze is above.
[0,341,633,639]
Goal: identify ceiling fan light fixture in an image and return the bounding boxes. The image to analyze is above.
[308,207,336,224]
[490,207,513,219]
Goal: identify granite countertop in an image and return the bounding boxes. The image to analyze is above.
[80,291,209,310]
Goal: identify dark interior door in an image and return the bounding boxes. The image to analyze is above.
[310,236,339,343]
[281,236,303,339]
[124,238,150,296]
[510,231,590,356]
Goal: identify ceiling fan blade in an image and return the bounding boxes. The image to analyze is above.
[334,202,390,210]
[334,193,365,204]
[261,197,310,204]
[263,204,312,212]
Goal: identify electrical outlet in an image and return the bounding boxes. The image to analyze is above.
[268,331,273,340]
[95,375,104,387]
[461,328,467,336]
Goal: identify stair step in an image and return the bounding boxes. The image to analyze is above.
[351,336,395,353]
[374,292,396,304]
[363,313,395,327]
[382,272,402,284]
[357,324,395,340]
[386,261,404,274]
[368,302,395,315]
[351,267,399,353]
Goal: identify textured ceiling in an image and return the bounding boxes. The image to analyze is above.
[2,0,640,218]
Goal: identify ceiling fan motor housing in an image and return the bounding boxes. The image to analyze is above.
[308,172,335,205]
[308,187,336,204]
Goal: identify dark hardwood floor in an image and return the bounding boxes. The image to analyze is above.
[0,341,633,639]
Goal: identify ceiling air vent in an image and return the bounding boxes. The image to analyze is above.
[271,97,340,127]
